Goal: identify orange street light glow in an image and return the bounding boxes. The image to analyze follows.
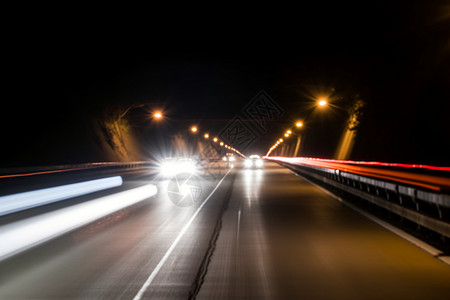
[213,137,218,142]
[220,142,224,146]
[296,121,303,127]
[204,133,209,139]
[318,99,327,107]
[153,111,163,119]
[191,126,198,133]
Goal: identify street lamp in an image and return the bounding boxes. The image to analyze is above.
[204,133,209,139]
[153,111,163,119]
[191,126,198,133]
[318,99,328,107]
[267,96,335,157]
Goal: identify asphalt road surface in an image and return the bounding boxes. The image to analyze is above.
[1,162,450,299]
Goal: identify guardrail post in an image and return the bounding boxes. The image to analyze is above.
[437,204,443,219]
[398,190,403,205]
[411,190,421,231]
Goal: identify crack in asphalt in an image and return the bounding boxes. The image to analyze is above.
[188,172,236,300]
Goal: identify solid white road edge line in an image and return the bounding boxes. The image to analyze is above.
[133,168,232,300]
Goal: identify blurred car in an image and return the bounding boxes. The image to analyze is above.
[222,153,236,162]
[244,155,263,168]
[159,157,198,177]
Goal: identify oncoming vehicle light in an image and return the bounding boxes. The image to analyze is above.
[244,159,253,168]
[255,159,263,168]
[244,155,263,169]
[160,158,197,177]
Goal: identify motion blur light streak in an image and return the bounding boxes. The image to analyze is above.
[0,183,157,261]
[244,169,263,208]
[270,157,450,171]
[0,163,151,179]
[0,167,93,179]
[0,176,123,216]
[268,157,450,192]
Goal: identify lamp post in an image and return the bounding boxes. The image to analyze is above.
[290,98,327,156]
[119,104,164,122]
[266,97,329,157]
[293,121,303,157]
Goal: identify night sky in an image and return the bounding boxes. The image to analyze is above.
[2,2,449,167]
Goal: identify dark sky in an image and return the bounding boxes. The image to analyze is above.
[2,2,450,166]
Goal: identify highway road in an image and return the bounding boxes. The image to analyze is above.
[1,162,450,299]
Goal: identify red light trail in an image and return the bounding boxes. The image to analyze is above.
[266,157,450,192]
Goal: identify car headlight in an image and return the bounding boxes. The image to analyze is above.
[255,159,263,167]
[160,162,176,176]
[244,159,253,167]
[160,160,196,176]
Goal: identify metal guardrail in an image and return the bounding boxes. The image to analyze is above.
[269,157,450,238]
[0,159,229,179]
[0,161,154,179]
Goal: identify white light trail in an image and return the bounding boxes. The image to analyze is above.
[0,176,123,216]
[0,183,157,261]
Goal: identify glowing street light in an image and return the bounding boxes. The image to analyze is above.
[191,126,198,133]
[267,99,333,156]
[204,133,209,139]
[285,129,292,138]
[213,137,218,142]
[318,99,328,107]
[220,142,224,146]
[153,111,163,119]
